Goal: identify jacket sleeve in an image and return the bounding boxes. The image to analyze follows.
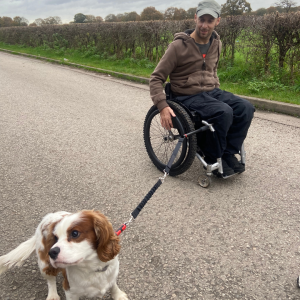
[149,43,178,112]
[214,41,222,89]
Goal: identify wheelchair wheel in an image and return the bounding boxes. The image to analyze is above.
[144,101,197,176]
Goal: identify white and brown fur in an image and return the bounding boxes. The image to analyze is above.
[0,210,128,300]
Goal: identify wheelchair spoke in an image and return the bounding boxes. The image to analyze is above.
[150,137,183,165]
[152,143,167,164]
[152,143,165,157]
[151,125,164,136]
[152,142,168,164]
[150,123,166,140]
[149,136,165,141]
[153,116,165,135]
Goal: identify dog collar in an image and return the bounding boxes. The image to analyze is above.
[95,265,108,273]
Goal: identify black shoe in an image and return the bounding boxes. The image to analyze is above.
[204,157,235,178]
[218,159,235,178]
[223,154,245,174]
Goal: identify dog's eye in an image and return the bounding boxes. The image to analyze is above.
[71,230,80,238]
[54,235,58,242]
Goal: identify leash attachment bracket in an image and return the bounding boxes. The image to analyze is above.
[116,215,134,236]
[159,170,168,183]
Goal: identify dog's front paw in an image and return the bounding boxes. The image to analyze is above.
[111,283,129,300]
[115,291,129,300]
[112,290,129,300]
[46,294,60,300]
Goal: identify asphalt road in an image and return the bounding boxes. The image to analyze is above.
[0,51,300,300]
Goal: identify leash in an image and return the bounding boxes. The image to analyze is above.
[115,120,211,236]
[115,135,185,236]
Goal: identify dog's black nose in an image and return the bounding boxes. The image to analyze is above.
[48,247,60,260]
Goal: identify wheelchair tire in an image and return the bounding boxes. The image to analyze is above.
[143,101,197,176]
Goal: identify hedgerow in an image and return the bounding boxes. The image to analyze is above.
[0,13,299,82]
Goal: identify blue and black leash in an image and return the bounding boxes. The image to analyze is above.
[115,120,211,236]
[115,135,184,236]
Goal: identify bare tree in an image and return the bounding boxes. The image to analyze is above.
[187,7,197,19]
[85,15,96,22]
[105,14,117,22]
[254,8,268,15]
[20,17,29,26]
[116,13,125,22]
[164,7,176,20]
[267,6,278,13]
[221,0,252,16]
[173,8,187,20]
[43,16,62,25]
[274,0,297,12]
[140,7,164,21]
[117,12,140,22]
[34,18,46,26]
[13,16,29,26]
[0,16,14,27]
[13,16,22,26]
[95,16,103,22]
[125,12,140,21]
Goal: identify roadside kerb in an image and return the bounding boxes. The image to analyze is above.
[236,95,300,117]
[1,47,299,117]
[0,48,149,84]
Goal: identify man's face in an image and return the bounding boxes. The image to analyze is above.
[194,14,221,41]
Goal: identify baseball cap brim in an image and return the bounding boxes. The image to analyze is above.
[196,8,219,18]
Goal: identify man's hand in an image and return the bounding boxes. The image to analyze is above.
[160,106,176,131]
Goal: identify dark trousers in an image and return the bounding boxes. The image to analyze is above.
[176,88,255,160]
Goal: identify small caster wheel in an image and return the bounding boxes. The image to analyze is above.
[297,276,300,288]
[198,175,211,188]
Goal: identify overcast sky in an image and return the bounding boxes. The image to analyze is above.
[0,0,288,24]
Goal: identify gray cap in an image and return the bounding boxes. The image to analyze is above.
[196,0,221,18]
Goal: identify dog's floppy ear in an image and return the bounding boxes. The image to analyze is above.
[92,211,121,262]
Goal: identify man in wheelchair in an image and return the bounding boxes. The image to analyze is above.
[149,0,255,178]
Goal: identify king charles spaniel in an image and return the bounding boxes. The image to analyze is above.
[0,210,128,300]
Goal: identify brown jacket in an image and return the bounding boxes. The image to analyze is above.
[149,30,222,111]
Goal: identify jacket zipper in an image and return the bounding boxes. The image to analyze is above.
[202,54,206,70]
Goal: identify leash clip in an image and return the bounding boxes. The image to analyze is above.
[159,170,168,183]
[116,215,134,236]
[125,214,134,226]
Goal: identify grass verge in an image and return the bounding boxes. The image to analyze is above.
[0,42,299,105]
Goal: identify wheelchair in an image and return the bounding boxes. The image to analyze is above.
[143,83,246,187]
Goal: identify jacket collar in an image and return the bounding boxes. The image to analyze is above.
[184,29,218,42]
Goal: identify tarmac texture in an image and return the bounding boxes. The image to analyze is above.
[0,52,300,300]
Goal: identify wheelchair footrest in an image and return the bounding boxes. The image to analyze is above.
[215,172,238,179]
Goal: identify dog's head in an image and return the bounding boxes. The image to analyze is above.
[48,210,120,268]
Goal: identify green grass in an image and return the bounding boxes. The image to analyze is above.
[219,82,299,104]
[0,42,155,77]
[1,42,299,105]
[218,52,300,105]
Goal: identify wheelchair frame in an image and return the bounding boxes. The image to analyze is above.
[144,83,246,187]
